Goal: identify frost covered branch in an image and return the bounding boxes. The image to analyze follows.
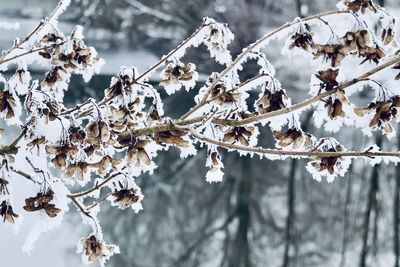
[1,0,400,265]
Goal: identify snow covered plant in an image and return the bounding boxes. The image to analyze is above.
[2,0,400,264]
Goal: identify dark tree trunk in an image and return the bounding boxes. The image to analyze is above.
[394,129,400,267]
[359,135,382,267]
[282,159,297,267]
[229,159,252,267]
[282,111,313,267]
[295,0,303,18]
[340,163,353,267]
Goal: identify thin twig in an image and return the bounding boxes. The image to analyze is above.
[189,129,400,158]
[10,167,38,184]
[179,10,351,120]
[87,192,113,210]
[0,0,68,65]
[68,172,121,199]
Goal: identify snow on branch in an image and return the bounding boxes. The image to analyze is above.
[0,0,399,264]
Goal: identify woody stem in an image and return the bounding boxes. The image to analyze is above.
[67,172,122,199]
[189,129,400,158]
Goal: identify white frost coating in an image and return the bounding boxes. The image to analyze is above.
[179,142,198,159]
[8,66,32,96]
[206,168,224,183]
[109,175,144,213]
[203,17,234,65]
[163,26,209,61]
[77,234,120,267]
[305,138,352,183]
[0,75,22,125]
[309,68,359,132]
[71,25,85,40]
[160,62,198,95]
[49,0,72,24]
[256,53,276,76]
[21,178,70,254]
[254,76,293,131]
[205,146,224,183]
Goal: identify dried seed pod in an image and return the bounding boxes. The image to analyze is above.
[112,182,140,209]
[256,88,287,114]
[306,138,350,182]
[80,235,118,263]
[86,120,111,147]
[358,45,385,65]
[126,140,151,167]
[27,136,47,149]
[354,96,400,134]
[342,0,377,13]
[160,62,196,86]
[325,97,346,119]
[222,126,254,146]
[146,104,162,124]
[65,162,89,180]
[316,68,339,91]
[210,82,241,104]
[0,90,18,119]
[46,144,79,169]
[69,126,86,144]
[43,66,65,88]
[338,30,370,52]
[381,27,395,45]
[91,156,122,174]
[313,44,347,67]
[273,128,305,149]
[310,149,340,175]
[154,130,189,147]
[0,178,9,195]
[289,30,315,51]
[23,190,60,218]
[41,33,63,43]
[0,200,18,223]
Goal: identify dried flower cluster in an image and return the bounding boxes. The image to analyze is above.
[23,190,61,218]
[0,0,399,265]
